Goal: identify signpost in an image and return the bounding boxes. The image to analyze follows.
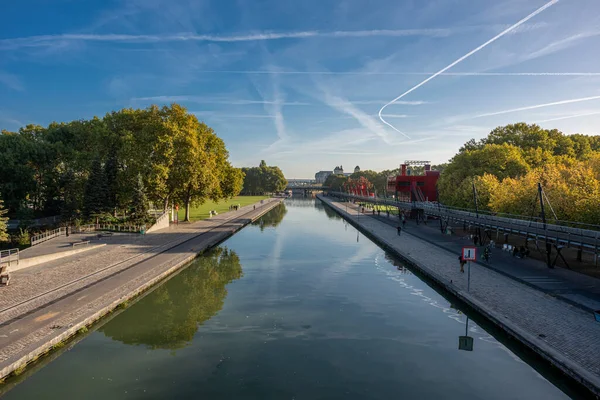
[462,246,476,292]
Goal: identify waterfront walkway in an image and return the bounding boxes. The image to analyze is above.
[319,195,600,397]
[0,199,282,380]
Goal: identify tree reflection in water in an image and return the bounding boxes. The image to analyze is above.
[252,203,287,231]
[100,247,243,350]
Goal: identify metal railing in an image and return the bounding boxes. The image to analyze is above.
[30,227,66,246]
[0,248,19,267]
[332,192,600,255]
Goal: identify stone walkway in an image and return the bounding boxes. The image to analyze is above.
[319,195,600,397]
[0,199,282,380]
[365,204,600,313]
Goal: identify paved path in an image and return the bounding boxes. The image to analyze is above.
[0,199,282,380]
[319,195,600,397]
[361,204,600,313]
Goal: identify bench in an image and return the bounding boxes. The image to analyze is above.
[72,240,90,247]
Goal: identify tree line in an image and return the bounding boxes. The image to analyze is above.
[323,165,446,195]
[240,160,287,195]
[322,122,600,225]
[0,104,281,245]
[437,123,600,224]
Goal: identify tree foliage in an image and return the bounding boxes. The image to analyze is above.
[0,104,245,226]
[440,122,600,224]
[240,160,287,195]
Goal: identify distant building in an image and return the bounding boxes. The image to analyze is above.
[354,165,360,173]
[315,170,333,183]
[333,165,344,175]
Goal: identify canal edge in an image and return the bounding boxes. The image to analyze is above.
[317,194,600,399]
[0,199,283,383]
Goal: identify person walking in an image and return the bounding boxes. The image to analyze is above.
[483,247,490,262]
[401,214,406,228]
[397,226,402,236]
[458,254,466,273]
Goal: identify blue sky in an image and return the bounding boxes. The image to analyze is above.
[1,0,599,178]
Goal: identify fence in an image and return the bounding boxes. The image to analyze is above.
[0,248,19,267]
[72,224,145,233]
[30,227,66,246]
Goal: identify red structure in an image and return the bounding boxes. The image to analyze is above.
[345,177,375,197]
[387,161,440,202]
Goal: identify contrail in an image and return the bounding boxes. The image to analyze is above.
[378,0,560,138]
[471,96,600,119]
[193,70,600,76]
[535,110,600,123]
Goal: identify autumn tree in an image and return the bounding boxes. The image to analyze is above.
[0,197,8,242]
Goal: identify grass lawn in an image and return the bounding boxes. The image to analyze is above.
[177,196,269,222]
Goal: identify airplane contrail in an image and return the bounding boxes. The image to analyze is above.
[378,0,560,138]
[194,70,600,76]
[471,96,600,119]
[535,110,600,123]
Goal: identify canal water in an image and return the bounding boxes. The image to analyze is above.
[2,199,578,399]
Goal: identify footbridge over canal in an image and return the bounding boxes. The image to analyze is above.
[329,191,600,268]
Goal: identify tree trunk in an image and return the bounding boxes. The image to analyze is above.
[184,186,192,222]
[185,199,191,222]
[163,195,170,212]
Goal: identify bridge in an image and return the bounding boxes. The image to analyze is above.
[285,179,322,191]
[328,191,600,268]
[286,179,317,187]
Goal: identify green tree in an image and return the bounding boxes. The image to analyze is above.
[130,174,149,223]
[220,164,244,199]
[60,170,81,224]
[240,161,286,195]
[323,174,348,191]
[83,158,108,219]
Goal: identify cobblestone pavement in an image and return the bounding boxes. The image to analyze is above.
[321,196,600,396]
[0,199,280,323]
[365,204,600,313]
[0,199,281,380]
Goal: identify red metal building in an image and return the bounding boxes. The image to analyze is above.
[387,161,440,202]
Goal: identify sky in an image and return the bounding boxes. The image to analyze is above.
[1,0,599,178]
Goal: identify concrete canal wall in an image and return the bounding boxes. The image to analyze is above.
[0,199,283,382]
[317,194,600,398]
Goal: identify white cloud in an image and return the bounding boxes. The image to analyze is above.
[132,95,310,106]
[0,71,24,91]
[0,28,462,50]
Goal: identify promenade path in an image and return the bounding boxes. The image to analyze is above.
[319,195,600,397]
[361,203,600,313]
[0,199,282,380]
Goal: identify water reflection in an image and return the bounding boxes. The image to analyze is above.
[252,203,287,231]
[100,247,242,350]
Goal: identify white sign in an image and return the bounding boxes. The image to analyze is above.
[462,247,477,261]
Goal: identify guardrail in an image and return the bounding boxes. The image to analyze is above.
[0,248,19,267]
[30,227,66,246]
[331,192,600,257]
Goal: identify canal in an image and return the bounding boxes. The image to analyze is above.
[1,199,580,399]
